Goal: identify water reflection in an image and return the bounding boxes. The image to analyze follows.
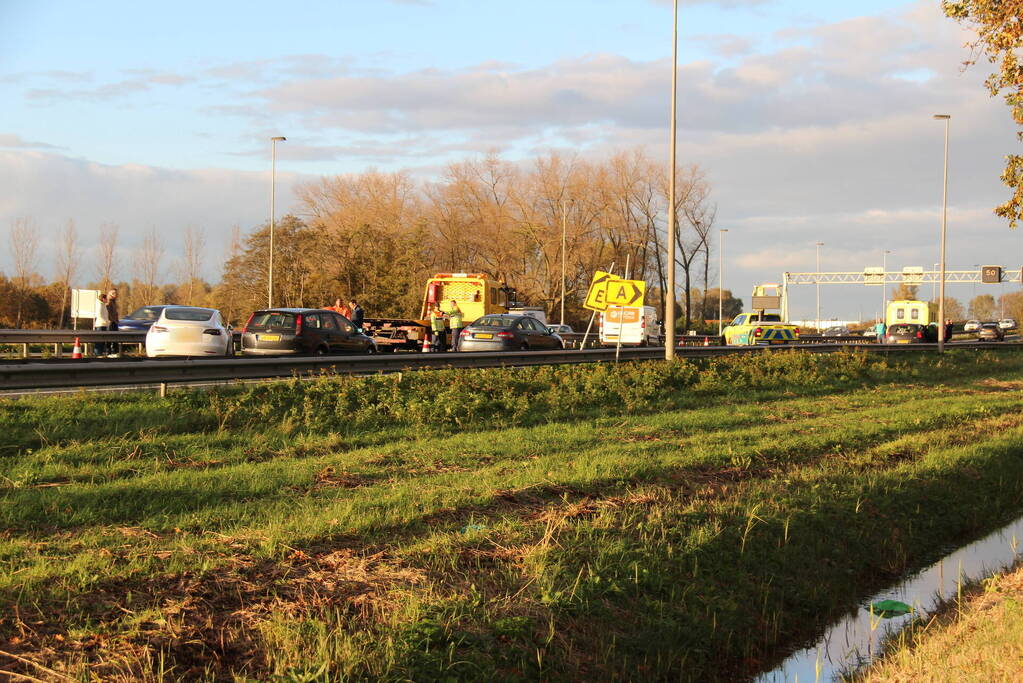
[757,515,1023,682]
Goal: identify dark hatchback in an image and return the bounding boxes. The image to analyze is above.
[977,323,1005,341]
[884,323,936,344]
[458,314,563,352]
[241,308,376,355]
[117,305,169,331]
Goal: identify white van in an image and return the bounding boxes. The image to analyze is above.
[599,305,660,346]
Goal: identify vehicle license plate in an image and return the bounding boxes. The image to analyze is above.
[474,333,493,339]
[260,334,281,342]
[897,339,910,344]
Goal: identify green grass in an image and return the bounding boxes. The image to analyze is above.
[2,349,1023,681]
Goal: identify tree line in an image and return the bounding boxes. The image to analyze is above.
[3,148,745,329]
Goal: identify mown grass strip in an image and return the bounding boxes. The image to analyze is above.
[1,350,1022,680]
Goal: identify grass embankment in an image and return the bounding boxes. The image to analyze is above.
[857,562,1023,682]
[2,350,1023,681]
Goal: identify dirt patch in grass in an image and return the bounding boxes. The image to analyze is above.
[1,549,422,681]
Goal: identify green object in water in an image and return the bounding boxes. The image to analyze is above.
[871,599,912,618]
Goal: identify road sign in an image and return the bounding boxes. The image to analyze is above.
[583,270,613,312]
[604,279,646,307]
[901,266,924,284]
[982,265,1003,284]
[864,267,884,286]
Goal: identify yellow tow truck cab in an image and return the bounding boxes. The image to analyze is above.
[886,300,938,327]
[418,273,512,324]
[722,284,800,345]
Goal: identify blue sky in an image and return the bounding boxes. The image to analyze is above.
[1,0,1020,318]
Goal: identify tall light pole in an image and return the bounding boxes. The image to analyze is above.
[934,114,950,351]
[268,135,286,308]
[933,262,939,301]
[561,199,568,326]
[815,241,824,331]
[882,249,891,322]
[665,0,679,359]
[718,228,728,336]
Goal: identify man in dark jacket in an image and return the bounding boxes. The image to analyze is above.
[348,300,364,330]
[106,288,120,357]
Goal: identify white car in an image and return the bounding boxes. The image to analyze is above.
[145,306,233,358]
[963,320,981,332]
[998,318,1017,330]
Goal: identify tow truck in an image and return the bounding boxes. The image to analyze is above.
[362,273,517,351]
[722,284,800,345]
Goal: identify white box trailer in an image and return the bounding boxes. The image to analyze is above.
[599,305,660,346]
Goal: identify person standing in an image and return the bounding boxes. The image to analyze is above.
[874,318,886,343]
[93,292,110,356]
[348,299,364,330]
[945,319,954,344]
[446,299,463,351]
[106,288,120,357]
[430,304,447,352]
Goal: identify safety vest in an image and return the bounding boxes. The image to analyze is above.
[431,311,446,332]
[447,307,463,328]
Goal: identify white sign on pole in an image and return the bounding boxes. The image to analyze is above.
[71,289,101,319]
[864,267,884,286]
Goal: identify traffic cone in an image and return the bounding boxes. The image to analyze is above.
[421,334,431,353]
[72,337,83,359]
[704,336,710,346]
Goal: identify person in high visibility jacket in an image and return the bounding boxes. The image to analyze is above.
[430,304,448,352]
[446,299,463,351]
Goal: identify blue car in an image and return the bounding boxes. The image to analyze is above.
[116,305,169,331]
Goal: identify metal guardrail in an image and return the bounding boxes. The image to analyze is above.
[2,341,1020,391]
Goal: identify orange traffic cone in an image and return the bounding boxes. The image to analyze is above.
[72,337,83,359]
[704,336,710,346]
[421,334,431,353]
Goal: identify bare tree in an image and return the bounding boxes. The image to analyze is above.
[97,223,119,288]
[54,219,82,326]
[180,225,205,304]
[132,228,164,307]
[9,216,40,327]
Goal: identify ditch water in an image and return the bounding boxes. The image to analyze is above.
[756,513,1023,682]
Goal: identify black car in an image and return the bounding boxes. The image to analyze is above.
[241,308,376,355]
[977,323,1005,341]
[458,315,563,352]
[885,323,935,344]
[117,305,169,331]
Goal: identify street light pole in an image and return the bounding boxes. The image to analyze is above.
[882,249,891,323]
[665,0,679,360]
[268,136,286,308]
[561,199,567,326]
[718,229,728,336]
[934,114,950,352]
[815,241,823,331]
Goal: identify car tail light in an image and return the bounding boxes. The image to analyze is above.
[241,312,255,334]
[203,329,221,336]
[151,325,168,333]
[497,331,514,339]
[754,327,763,336]
[460,328,470,337]
[794,327,800,335]
[916,330,923,339]
[295,314,303,335]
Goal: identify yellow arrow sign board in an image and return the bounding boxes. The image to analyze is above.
[605,279,646,307]
[583,270,613,312]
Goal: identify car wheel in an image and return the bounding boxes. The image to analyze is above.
[366,344,378,354]
[314,345,328,356]
[520,343,529,351]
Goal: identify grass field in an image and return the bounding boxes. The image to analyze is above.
[2,349,1023,681]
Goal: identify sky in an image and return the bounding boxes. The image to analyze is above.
[1,0,1020,320]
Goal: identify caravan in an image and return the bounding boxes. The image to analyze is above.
[599,305,660,346]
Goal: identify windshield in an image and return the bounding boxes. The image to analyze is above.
[164,308,215,322]
[125,306,165,321]
[473,316,514,328]
[750,313,782,322]
[248,311,297,330]
[889,324,919,334]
